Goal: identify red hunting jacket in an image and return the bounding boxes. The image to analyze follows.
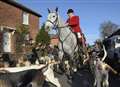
[66,16,82,34]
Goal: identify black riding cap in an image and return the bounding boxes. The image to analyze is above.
[67,9,74,14]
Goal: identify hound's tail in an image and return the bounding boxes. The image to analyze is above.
[102,44,107,61]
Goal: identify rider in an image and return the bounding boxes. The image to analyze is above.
[65,9,86,47]
[65,9,90,64]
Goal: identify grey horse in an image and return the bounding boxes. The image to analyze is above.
[45,8,84,77]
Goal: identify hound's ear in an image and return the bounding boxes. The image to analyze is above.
[48,8,51,13]
[55,7,58,12]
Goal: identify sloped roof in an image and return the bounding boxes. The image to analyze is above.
[108,28,120,38]
[1,0,42,17]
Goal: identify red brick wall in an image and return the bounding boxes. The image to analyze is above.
[0,1,40,53]
[0,1,39,37]
[50,38,59,46]
[29,14,39,40]
[0,1,22,28]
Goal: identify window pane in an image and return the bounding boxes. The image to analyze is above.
[23,12,29,25]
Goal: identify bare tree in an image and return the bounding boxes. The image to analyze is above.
[100,21,119,39]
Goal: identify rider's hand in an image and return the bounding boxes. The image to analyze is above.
[65,23,69,27]
[59,23,69,28]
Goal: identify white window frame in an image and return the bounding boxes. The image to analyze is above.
[23,12,29,25]
[115,36,120,48]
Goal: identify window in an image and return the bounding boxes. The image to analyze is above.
[23,12,29,25]
[116,37,120,43]
[115,37,120,48]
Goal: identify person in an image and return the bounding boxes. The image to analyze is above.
[65,9,85,47]
[65,9,90,63]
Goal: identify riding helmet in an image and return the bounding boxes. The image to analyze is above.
[67,9,74,14]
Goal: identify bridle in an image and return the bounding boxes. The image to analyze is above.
[46,12,73,43]
[46,12,70,29]
[46,13,59,30]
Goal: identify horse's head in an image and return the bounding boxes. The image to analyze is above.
[45,8,59,32]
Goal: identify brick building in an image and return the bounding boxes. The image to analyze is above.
[0,0,41,53]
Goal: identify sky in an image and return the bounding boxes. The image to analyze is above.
[18,0,120,45]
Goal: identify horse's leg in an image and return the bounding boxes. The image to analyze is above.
[64,60,72,79]
[65,55,76,81]
[58,50,65,73]
[58,50,64,61]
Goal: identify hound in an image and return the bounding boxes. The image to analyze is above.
[94,58,117,87]
[0,62,61,87]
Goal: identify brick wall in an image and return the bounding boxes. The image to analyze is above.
[0,1,40,53]
[0,1,39,38]
[0,1,22,28]
[29,14,39,40]
[50,38,59,46]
